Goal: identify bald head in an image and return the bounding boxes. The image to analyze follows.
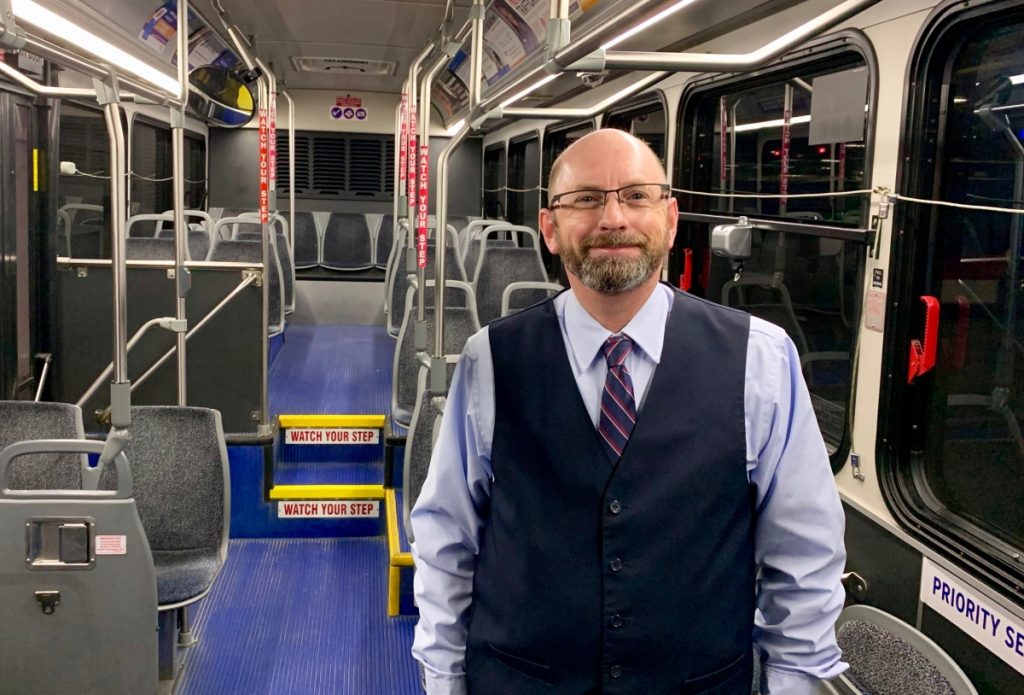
[547,129,667,202]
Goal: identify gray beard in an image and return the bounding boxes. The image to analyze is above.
[561,230,663,295]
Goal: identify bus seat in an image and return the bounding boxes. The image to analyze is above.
[289,211,320,269]
[126,237,178,261]
[0,439,158,693]
[207,239,286,336]
[722,272,811,355]
[392,280,479,427]
[465,223,532,280]
[0,401,88,490]
[403,366,445,542]
[374,214,394,270]
[819,604,977,695]
[474,243,547,326]
[98,406,229,609]
[458,219,507,261]
[321,212,374,270]
[387,240,467,337]
[501,281,564,317]
[128,212,173,238]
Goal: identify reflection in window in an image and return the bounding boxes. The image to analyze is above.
[483,145,506,219]
[605,103,666,165]
[918,19,1024,552]
[130,119,172,215]
[680,52,871,461]
[58,104,110,258]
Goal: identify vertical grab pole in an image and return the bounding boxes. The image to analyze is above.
[406,45,433,268]
[431,123,469,393]
[281,89,296,249]
[395,81,408,236]
[171,0,190,406]
[415,54,449,351]
[256,75,271,434]
[96,69,131,442]
[468,0,485,109]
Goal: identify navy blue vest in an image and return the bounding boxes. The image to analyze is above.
[467,288,755,694]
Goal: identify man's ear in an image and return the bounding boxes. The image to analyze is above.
[539,208,560,255]
[665,195,679,248]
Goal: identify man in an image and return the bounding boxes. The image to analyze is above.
[410,128,847,694]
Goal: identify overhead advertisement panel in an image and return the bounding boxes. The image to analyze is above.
[140,1,240,71]
[431,0,601,126]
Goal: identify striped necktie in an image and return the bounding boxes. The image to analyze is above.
[598,334,637,463]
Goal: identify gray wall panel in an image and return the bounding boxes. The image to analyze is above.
[208,129,482,217]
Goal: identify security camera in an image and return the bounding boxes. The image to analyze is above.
[711,216,752,261]
[577,72,607,88]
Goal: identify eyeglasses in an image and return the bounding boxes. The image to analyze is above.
[548,183,671,216]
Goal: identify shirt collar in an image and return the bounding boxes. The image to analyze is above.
[560,283,671,374]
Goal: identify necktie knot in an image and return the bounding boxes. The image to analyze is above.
[602,334,634,369]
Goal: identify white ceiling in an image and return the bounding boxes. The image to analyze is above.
[193,0,474,93]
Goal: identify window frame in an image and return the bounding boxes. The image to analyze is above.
[602,93,669,163]
[675,29,880,474]
[881,0,1024,603]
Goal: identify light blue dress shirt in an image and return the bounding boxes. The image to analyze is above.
[411,284,848,695]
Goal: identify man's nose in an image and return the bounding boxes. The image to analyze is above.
[599,192,628,229]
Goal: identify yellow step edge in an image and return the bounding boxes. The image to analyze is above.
[278,414,386,429]
[386,489,414,568]
[269,484,386,500]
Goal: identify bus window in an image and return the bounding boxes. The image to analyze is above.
[483,144,505,219]
[58,103,110,257]
[604,98,667,164]
[184,133,207,210]
[887,5,1024,594]
[507,133,539,228]
[677,36,876,468]
[130,117,172,215]
[542,121,593,192]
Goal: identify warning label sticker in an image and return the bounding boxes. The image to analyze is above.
[95,535,127,555]
[278,501,380,518]
[285,428,380,445]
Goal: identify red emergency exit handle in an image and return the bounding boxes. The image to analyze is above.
[908,295,940,384]
[678,248,693,292]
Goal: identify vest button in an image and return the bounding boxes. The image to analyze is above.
[608,499,622,514]
[609,664,623,679]
[609,557,624,572]
[609,614,625,628]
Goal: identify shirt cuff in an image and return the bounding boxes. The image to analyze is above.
[420,662,468,695]
[763,664,841,695]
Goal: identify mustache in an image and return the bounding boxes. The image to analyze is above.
[581,232,648,251]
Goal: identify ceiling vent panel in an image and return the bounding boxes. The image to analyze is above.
[292,57,396,75]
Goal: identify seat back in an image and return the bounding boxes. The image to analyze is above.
[127,212,172,238]
[387,241,468,337]
[392,281,479,426]
[475,245,548,325]
[501,281,564,317]
[375,214,394,269]
[322,212,373,270]
[827,604,977,695]
[403,368,444,542]
[126,237,178,260]
[0,401,86,490]
[291,211,320,268]
[208,239,285,335]
[99,406,229,605]
[0,440,157,694]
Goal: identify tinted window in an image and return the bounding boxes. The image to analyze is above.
[678,46,873,464]
[889,9,1024,581]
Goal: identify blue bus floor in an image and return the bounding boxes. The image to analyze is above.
[176,538,420,694]
[269,324,395,417]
